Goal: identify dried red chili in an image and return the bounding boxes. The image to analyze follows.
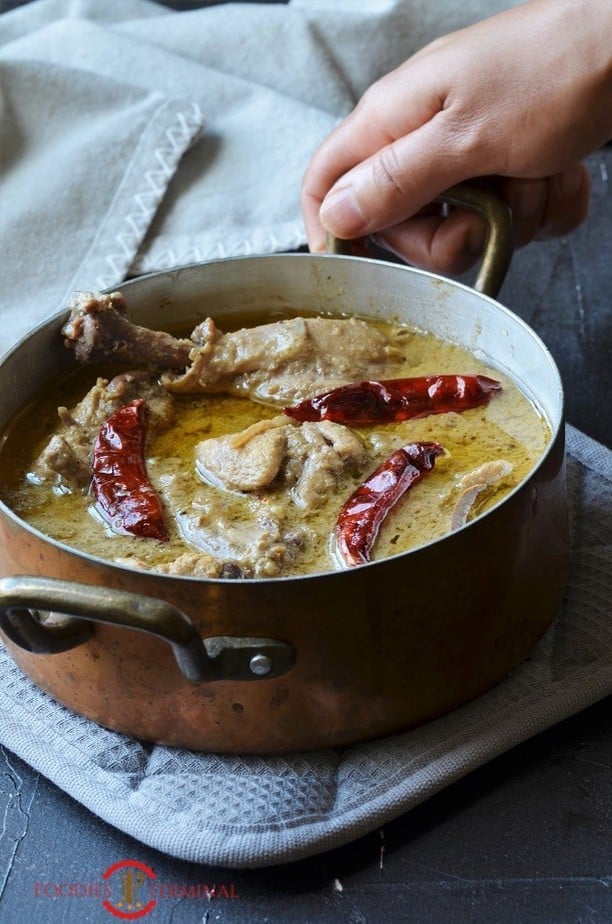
[335,441,444,567]
[284,374,502,424]
[92,399,168,541]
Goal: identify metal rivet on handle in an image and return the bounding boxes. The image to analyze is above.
[249,653,272,676]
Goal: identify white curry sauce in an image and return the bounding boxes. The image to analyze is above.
[0,316,549,578]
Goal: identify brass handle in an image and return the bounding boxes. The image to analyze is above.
[0,575,295,683]
[326,182,514,298]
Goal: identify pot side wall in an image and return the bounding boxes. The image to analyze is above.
[0,429,568,753]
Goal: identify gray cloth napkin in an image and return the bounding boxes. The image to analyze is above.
[0,0,518,358]
[0,424,609,869]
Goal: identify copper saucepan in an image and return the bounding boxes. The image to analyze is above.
[0,187,568,752]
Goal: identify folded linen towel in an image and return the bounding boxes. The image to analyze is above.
[0,425,610,868]
[0,0,518,358]
[0,56,202,353]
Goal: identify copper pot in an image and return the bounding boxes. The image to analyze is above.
[0,187,568,752]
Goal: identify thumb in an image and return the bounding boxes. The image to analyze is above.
[318,116,483,239]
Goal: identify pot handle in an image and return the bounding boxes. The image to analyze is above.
[327,182,514,299]
[0,575,295,683]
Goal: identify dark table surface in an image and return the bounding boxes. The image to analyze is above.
[1,2,610,922]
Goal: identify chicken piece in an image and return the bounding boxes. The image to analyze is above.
[195,417,368,508]
[114,553,244,580]
[159,555,245,580]
[61,291,191,370]
[61,291,406,406]
[164,315,404,404]
[177,507,305,579]
[286,421,369,509]
[31,372,174,491]
[29,427,93,491]
[158,471,308,578]
[196,417,289,492]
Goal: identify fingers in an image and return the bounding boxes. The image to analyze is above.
[305,115,480,251]
[371,165,590,275]
[300,0,610,257]
[372,211,488,276]
[301,110,392,252]
[535,164,590,239]
[301,65,448,252]
[500,166,590,244]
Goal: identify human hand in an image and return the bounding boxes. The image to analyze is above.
[301,0,612,274]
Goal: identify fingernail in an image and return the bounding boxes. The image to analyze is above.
[308,234,327,254]
[514,181,546,220]
[559,164,585,198]
[319,186,367,237]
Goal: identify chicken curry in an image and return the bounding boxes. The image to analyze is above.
[0,291,550,578]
